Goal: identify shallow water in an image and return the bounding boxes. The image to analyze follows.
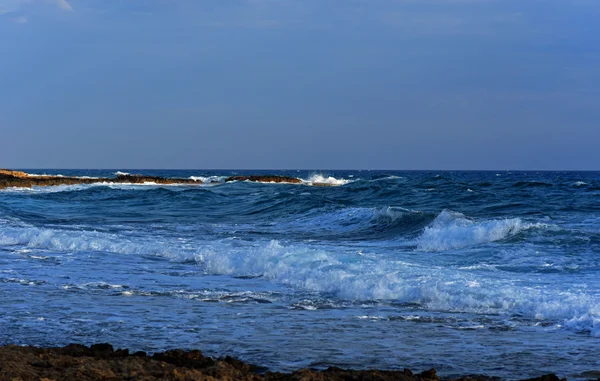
[1,170,599,379]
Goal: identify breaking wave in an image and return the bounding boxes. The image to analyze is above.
[302,174,353,186]
[416,210,537,252]
[193,239,598,335]
[0,221,598,336]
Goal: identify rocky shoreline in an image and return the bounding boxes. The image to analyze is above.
[0,344,570,381]
[0,169,329,190]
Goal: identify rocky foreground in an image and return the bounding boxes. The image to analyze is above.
[0,344,568,381]
[0,169,311,190]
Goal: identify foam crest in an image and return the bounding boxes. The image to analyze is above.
[189,175,226,183]
[2,223,598,335]
[417,210,526,251]
[375,206,421,222]
[565,309,600,337]
[0,225,189,259]
[193,239,599,334]
[302,174,353,186]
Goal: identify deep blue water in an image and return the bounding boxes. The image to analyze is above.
[1,170,599,379]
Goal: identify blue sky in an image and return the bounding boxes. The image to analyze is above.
[1,0,598,169]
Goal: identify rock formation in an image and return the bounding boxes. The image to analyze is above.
[0,169,201,190]
[0,344,568,381]
[0,169,347,190]
[225,175,303,184]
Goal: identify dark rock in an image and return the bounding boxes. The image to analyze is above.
[222,355,251,372]
[225,175,302,184]
[152,349,214,369]
[90,343,114,358]
[521,375,561,381]
[0,344,572,381]
[61,343,91,357]
[0,168,202,190]
[420,368,438,380]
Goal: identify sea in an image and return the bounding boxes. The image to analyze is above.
[1,170,599,379]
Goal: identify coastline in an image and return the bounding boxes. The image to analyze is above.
[0,169,330,190]
[0,344,569,381]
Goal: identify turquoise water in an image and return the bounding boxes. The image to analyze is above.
[1,170,599,378]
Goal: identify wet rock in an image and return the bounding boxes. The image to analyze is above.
[0,344,572,381]
[521,375,564,381]
[61,343,91,357]
[420,368,439,380]
[225,175,302,184]
[0,169,202,190]
[152,349,215,369]
[114,174,200,185]
[90,343,114,358]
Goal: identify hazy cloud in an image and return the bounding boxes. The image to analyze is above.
[0,0,73,18]
[54,0,72,11]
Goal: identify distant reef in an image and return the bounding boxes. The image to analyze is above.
[0,344,569,381]
[0,169,336,189]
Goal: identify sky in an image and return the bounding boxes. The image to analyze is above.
[0,0,599,170]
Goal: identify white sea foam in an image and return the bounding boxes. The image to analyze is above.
[302,174,353,186]
[573,181,588,187]
[191,239,599,335]
[0,225,185,259]
[22,172,64,177]
[416,210,529,252]
[2,223,598,336]
[188,176,226,183]
[565,310,600,336]
[114,171,130,176]
[0,181,206,194]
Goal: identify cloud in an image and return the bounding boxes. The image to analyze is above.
[54,0,72,11]
[0,0,73,15]
[0,0,72,23]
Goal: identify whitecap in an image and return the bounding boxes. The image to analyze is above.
[302,174,353,186]
[416,210,528,252]
[188,175,226,183]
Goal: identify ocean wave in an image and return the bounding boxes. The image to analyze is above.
[513,181,553,188]
[2,223,598,335]
[302,174,353,186]
[188,175,227,183]
[0,225,189,259]
[565,310,600,337]
[416,210,537,252]
[277,206,431,238]
[193,239,599,335]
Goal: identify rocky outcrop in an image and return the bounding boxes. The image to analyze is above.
[113,174,200,185]
[0,169,202,190]
[0,344,568,381]
[0,169,350,189]
[225,175,303,184]
[0,169,30,178]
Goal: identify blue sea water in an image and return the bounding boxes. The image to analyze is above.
[1,170,599,379]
